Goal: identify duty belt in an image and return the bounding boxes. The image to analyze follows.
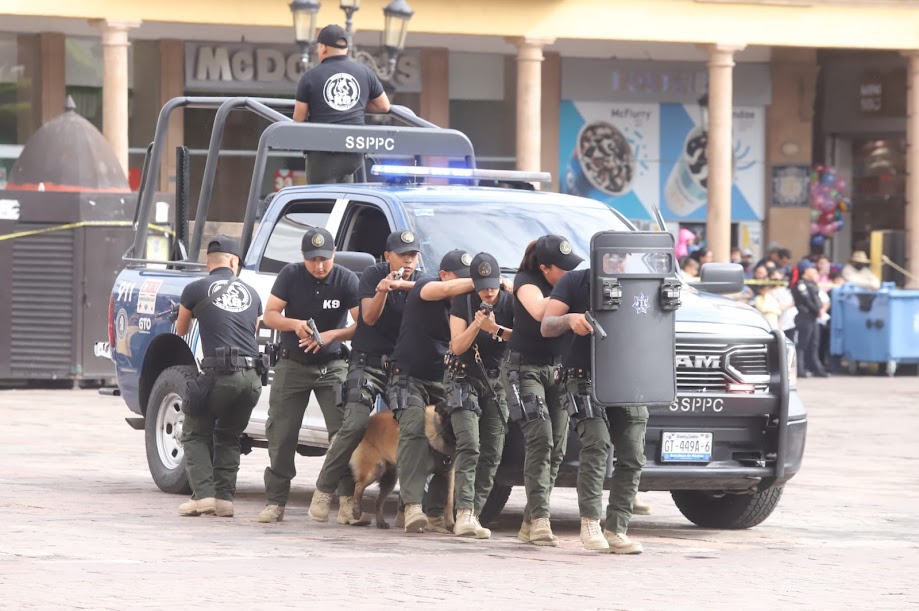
[280,346,336,366]
[351,350,390,371]
[200,355,260,372]
[508,350,559,368]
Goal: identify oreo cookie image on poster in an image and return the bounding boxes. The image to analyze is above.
[565,121,636,198]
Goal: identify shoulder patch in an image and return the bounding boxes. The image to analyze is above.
[797,282,807,293]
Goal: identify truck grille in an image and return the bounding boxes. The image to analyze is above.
[676,342,770,393]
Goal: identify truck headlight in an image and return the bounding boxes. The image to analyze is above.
[786,343,797,389]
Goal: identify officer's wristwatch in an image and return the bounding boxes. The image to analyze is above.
[495,326,505,339]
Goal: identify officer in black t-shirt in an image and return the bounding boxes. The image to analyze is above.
[257,227,361,524]
[174,236,263,519]
[310,230,423,524]
[447,252,514,539]
[390,249,476,534]
[507,235,581,547]
[541,261,647,555]
[293,24,391,184]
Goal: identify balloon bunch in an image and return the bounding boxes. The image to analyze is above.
[809,165,850,249]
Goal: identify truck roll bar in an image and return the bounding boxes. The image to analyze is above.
[130,96,461,265]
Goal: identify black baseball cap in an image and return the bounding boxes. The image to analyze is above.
[439,249,472,278]
[301,227,335,259]
[207,235,240,257]
[385,230,421,254]
[317,24,348,49]
[535,235,583,271]
[471,252,500,291]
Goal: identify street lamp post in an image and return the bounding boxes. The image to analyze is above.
[289,0,414,82]
[289,0,321,66]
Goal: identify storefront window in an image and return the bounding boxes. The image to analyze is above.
[851,137,905,249]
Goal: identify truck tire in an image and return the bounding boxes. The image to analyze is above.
[478,484,513,525]
[144,365,195,495]
[671,487,784,529]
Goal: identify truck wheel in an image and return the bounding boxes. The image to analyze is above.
[144,365,195,495]
[671,487,784,529]
[478,485,513,525]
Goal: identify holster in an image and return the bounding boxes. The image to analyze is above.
[565,375,607,425]
[344,365,375,408]
[258,354,270,387]
[266,342,281,367]
[444,373,480,415]
[505,351,545,424]
[386,370,424,412]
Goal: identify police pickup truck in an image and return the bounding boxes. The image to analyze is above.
[98,97,806,530]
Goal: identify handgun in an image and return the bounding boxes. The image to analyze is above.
[307,318,324,347]
[478,301,493,314]
[393,266,405,279]
[584,311,608,340]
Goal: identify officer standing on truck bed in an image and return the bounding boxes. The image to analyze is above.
[447,252,514,539]
[309,230,423,524]
[174,236,264,518]
[258,227,361,524]
[389,249,477,534]
[540,255,646,554]
[293,23,391,184]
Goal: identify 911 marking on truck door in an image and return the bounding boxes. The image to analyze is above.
[670,397,724,413]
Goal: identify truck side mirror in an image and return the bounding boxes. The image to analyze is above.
[690,263,745,295]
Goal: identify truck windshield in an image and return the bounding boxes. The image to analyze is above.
[404,201,632,272]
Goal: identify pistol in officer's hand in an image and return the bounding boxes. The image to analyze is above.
[294,319,312,340]
[570,312,595,337]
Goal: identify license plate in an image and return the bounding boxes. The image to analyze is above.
[661,431,713,462]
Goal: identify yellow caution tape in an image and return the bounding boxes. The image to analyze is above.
[743,279,788,287]
[0,221,174,242]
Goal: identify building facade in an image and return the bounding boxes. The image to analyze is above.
[3,0,919,284]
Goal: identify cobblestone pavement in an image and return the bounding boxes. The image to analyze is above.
[1,377,918,610]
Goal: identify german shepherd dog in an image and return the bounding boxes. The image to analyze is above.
[350,405,456,529]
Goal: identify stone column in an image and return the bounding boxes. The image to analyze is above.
[90,19,140,176]
[703,43,745,263]
[541,51,561,193]
[16,33,66,142]
[905,51,919,288]
[511,37,554,177]
[765,49,818,262]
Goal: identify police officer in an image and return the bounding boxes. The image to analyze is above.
[309,230,423,523]
[506,235,581,546]
[390,249,477,534]
[447,252,514,539]
[541,260,647,554]
[257,227,361,524]
[793,260,829,378]
[175,236,263,518]
[293,24,391,184]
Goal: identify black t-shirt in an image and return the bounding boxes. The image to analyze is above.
[508,270,564,364]
[351,262,423,357]
[270,262,359,363]
[392,277,454,381]
[179,267,262,359]
[550,269,591,370]
[295,55,385,125]
[450,290,514,370]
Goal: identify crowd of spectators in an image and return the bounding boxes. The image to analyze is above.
[675,229,884,377]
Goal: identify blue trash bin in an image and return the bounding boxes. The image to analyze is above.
[830,282,919,375]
